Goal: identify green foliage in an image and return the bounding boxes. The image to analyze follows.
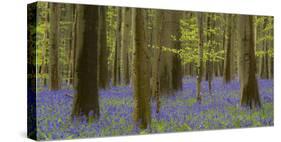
[186,98,197,106]
[256,16,274,58]
[160,14,225,68]
[35,2,77,84]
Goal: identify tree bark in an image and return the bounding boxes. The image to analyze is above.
[113,8,122,86]
[49,3,60,90]
[41,3,49,86]
[70,5,77,85]
[132,8,151,129]
[206,14,213,94]
[223,14,233,83]
[196,13,204,102]
[98,6,109,89]
[171,11,183,91]
[65,4,73,86]
[120,8,131,85]
[238,15,261,109]
[72,5,100,119]
[152,11,163,113]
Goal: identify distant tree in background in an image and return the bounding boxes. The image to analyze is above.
[196,13,204,102]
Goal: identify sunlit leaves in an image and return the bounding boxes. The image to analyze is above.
[256,48,274,58]
[162,14,226,66]
[256,16,274,58]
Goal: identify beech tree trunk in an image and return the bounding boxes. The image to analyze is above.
[206,14,213,95]
[70,6,77,85]
[41,3,49,86]
[171,11,183,91]
[132,8,151,129]
[238,15,261,109]
[72,5,100,119]
[223,15,233,83]
[113,8,122,86]
[196,13,204,102]
[120,8,131,85]
[49,3,60,90]
[152,11,163,113]
[98,6,109,89]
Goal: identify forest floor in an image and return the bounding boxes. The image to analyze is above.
[35,77,273,140]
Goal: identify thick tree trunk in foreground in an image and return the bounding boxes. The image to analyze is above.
[49,3,60,90]
[238,15,261,109]
[132,8,151,129]
[72,5,100,119]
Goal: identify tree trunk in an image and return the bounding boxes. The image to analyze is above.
[132,8,151,129]
[196,13,204,102]
[98,6,109,89]
[260,18,269,79]
[113,8,122,86]
[159,11,175,94]
[206,14,213,95]
[49,3,60,90]
[70,5,77,85]
[152,11,163,113]
[171,11,183,91]
[120,8,131,85]
[72,5,100,119]
[268,30,273,79]
[41,3,49,86]
[223,14,233,83]
[238,15,261,109]
[65,4,73,87]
